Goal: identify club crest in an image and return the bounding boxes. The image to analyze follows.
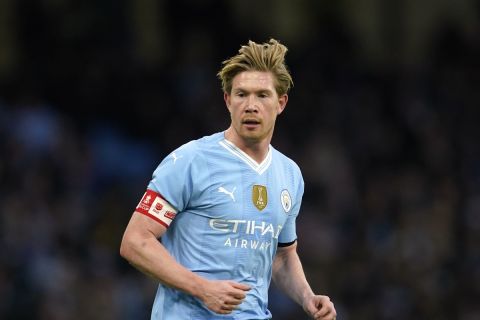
[281,189,292,213]
[252,184,268,211]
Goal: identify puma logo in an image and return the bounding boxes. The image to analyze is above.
[171,152,183,164]
[218,186,236,202]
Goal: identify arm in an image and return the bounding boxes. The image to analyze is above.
[120,211,250,314]
[272,242,336,320]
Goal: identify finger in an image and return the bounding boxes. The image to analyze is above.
[229,281,251,291]
[223,302,239,309]
[305,300,319,315]
[228,285,250,300]
[321,312,336,320]
[218,309,233,314]
[314,311,331,319]
[314,307,330,318]
[305,296,325,315]
[313,303,336,319]
[230,289,248,300]
[225,298,243,306]
[220,304,237,313]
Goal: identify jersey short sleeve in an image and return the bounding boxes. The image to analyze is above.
[277,166,304,245]
[147,141,199,213]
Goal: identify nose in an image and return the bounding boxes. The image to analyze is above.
[245,95,258,112]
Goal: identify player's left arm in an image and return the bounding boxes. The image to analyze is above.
[272,241,337,320]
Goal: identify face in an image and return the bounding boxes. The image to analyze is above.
[224,71,288,146]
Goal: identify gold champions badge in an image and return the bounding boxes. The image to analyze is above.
[252,185,268,211]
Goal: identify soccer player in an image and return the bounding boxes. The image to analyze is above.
[120,39,337,320]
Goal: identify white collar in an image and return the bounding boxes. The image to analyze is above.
[219,138,272,175]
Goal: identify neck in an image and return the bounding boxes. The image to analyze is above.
[224,127,271,164]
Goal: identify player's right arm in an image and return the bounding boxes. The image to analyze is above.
[120,209,250,314]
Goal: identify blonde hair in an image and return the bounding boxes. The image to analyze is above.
[217,39,293,95]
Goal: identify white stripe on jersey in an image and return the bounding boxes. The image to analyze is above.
[219,139,272,174]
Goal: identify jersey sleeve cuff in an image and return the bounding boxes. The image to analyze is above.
[278,239,297,247]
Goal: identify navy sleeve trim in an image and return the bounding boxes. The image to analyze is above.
[278,239,297,247]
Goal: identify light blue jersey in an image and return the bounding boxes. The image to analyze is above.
[145,132,304,320]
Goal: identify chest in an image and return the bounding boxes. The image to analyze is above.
[188,158,294,230]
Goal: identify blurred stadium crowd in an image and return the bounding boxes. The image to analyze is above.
[1,1,479,319]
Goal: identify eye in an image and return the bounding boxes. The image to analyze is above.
[236,92,245,97]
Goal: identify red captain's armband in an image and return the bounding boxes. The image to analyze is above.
[136,189,177,228]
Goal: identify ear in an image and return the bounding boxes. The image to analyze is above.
[224,92,232,112]
[277,94,288,115]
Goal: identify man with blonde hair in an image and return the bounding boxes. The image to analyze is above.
[120,39,337,320]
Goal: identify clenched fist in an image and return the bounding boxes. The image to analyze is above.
[303,294,337,320]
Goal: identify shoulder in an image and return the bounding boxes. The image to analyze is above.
[195,131,224,149]
[170,132,223,159]
[271,146,304,195]
[157,132,223,172]
[271,146,302,175]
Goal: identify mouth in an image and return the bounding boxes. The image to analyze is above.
[242,118,261,129]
